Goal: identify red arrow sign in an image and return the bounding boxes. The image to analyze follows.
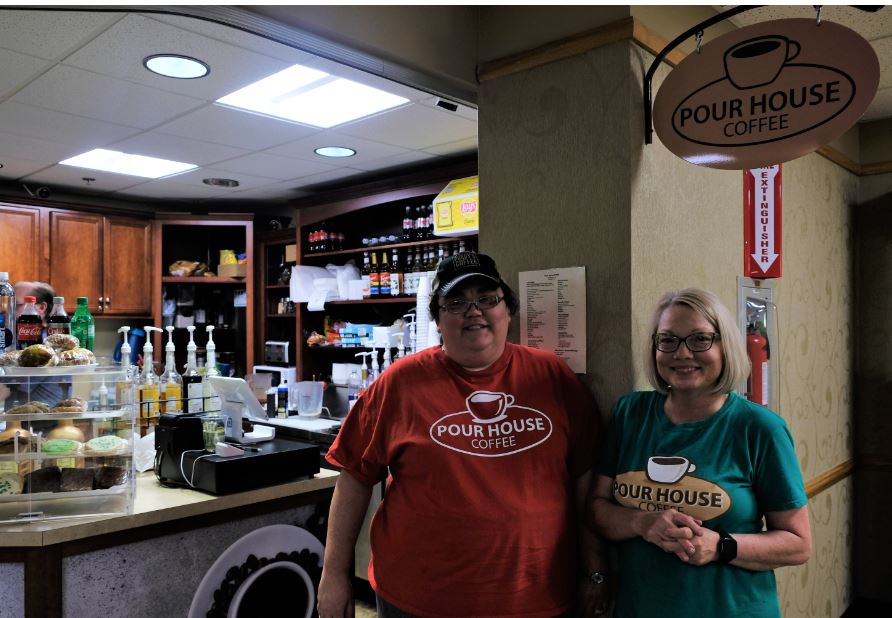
[744,165,782,279]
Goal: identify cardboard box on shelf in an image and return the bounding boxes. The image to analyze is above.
[285,244,297,263]
[218,263,247,278]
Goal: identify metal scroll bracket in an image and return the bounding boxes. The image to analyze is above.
[642,5,885,145]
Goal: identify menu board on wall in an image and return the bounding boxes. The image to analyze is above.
[519,267,586,373]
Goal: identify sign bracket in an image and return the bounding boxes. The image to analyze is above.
[642,4,883,146]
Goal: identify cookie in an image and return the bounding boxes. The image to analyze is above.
[85,435,125,455]
[0,473,22,495]
[6,402,50,415]
[41,439,82,455]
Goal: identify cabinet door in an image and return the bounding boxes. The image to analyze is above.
[48,210,102,312]
[0,203,42,282]
[103,216,152,315]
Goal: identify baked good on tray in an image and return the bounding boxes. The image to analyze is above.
[0,435,31,454]
[60,468,96,492]
[58,347,95,366]
[85,435,126,455]
[41,439,82,455]
[6,401,51,415]
[50,398,88,413]
[24,466,61,493]
[18,344,58,367]
[94,466,129,489]
[0,350,21,367]
[0,473,22,495]
[44,333,80,351]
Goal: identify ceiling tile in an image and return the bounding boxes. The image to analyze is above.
[859,87,892,123]
[337,103,478,150]
[21,164,148,193]
[0,155,52,181]
[112,180,228,201]
[155,105,319,150]
[350,150,442,172]
[0,130,92,164]
[209,152,338,180]
[302,56,429,103]
[423,137,478,157]
[161,166,284,191]
[288,167,367,188]
[11,65,205,129]
[110,132,249,167]
[0,9,121,60]
[149,14,315,65]
[0,102,140,147]
[64,14,293,101]
[266,130,408,164]
[0,48,52,99]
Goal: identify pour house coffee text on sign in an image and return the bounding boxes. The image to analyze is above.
[744,165,782,279]
[653,19,879,169]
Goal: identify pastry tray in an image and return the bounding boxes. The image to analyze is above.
[0,364,99,375]
[0,483,128,504]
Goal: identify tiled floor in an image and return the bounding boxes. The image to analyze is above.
[354,578,377,617]
[355,599,376,618]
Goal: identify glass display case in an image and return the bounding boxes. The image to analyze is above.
[0,366,135,524]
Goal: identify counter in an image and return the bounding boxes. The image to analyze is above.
[0,469,338,618]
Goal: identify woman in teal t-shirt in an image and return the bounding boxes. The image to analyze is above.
[590,288,810,617]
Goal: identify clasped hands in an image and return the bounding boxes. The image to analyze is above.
[638,509,719,566]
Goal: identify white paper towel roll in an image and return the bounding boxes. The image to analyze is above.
[415,276,430,350]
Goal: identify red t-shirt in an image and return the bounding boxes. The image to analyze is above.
[326,343,599,617]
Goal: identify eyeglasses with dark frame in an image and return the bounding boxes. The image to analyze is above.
[652,332,721,353]
[439,295,504,315]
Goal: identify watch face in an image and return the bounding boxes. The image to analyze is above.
[590,571,605,584]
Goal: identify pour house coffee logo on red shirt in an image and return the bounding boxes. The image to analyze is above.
[653,19,879,169]
[429,390,553,457]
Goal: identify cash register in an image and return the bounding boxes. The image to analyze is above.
[154,377,319,495]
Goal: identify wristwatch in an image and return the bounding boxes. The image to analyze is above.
[717,530,737,563]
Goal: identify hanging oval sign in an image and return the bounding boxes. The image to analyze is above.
[653,18,879,169]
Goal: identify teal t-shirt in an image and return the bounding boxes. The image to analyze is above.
[597,391,807,618]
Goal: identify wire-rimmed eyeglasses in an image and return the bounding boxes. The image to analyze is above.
[439,295,504,315]
[652,332,720,353]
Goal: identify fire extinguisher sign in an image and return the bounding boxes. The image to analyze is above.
[743,165,782,279]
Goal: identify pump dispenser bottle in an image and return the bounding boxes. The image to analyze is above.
[138,326,162,434]
[355,352,370,389]
[116,326,136,411]
[203,325,221,413]
[369,346,380,384]
[160,326,183,413]
[182,326,203,414]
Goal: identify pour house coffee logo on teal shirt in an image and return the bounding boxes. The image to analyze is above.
[653,19,879,170]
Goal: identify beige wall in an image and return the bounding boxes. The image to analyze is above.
[479,40,634,410]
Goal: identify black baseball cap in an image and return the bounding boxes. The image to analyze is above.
[432,251,505,296]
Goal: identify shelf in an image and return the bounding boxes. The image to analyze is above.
[162,276,246,284]
[304,237,464,259]
[326,298,417,305]
[266,313,296,318]
[266,284,290,289]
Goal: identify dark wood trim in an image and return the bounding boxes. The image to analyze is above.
[630,18,687,67]
[25,544,62,618]
[478,17,635,83]
[0,193,154,219]
[816,145,862,175]
[861,160,892,176]
[805,459,854,499]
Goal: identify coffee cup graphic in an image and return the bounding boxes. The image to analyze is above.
[466,391,514,423]
[646,456,697,484]
[724,35,800,90]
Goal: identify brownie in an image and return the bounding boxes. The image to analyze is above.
[94,466,129,489]
[24,466,61,493]
[0,435,30,454]
[60,467,96,492]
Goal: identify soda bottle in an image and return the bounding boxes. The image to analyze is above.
[46,296,71,336]
[70,297,95,352]
[390,248,403,297]
[402,206,414,242]
[16,296,42,350]
[0,272,15,353]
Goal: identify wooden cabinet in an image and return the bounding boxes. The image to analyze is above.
[256,229,298,366]
[47,210,152,315]
[154,215,254,375]
[0,203,42,283]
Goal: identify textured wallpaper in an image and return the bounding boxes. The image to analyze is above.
[631,43,855,616]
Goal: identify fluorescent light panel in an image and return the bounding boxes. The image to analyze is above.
[216,64,409,128]
[60,149,197,178]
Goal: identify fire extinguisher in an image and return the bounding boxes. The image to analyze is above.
[746,323,770,407]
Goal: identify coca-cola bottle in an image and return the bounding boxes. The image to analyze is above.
[46,296,71,336]
[16,295,43,349]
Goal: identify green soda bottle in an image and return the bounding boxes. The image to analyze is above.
[70,297,95,351]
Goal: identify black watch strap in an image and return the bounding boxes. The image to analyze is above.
[717,530,737,563]
[583,570,606,584]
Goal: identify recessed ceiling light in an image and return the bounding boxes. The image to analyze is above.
[314,146,356,158]
[203,178,240,188]
[60,149,197,178]
[144,54,209,79]
[216,63,409,128]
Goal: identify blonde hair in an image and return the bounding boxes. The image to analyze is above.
[644,288,750,395]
